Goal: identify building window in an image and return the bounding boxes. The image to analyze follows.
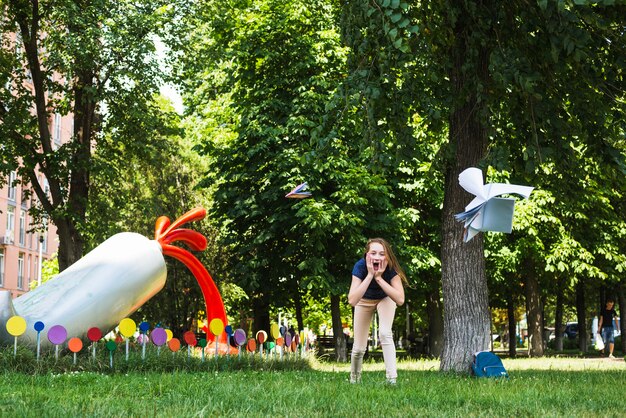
[27,254,32,288]
[17,253,24,290]
[6,206,15,240]
[42,231,48,253]
[0,250,4,287]
[8,171,17,200]
[19,210,26,246]
[53,113,62,149]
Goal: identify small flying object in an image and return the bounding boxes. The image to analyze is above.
[285,182,312,199]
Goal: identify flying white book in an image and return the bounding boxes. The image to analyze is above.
[455,167,534,242]
[285,182,312,199]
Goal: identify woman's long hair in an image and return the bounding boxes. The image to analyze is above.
[364,238,408,285]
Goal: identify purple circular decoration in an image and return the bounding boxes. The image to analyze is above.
[225,325,233,336]
[47,325,67,345]
[34,321,45,332]
[139,321,150,333]
[285,332,292,346]
[233,329,247,346]
[151,327,167,346]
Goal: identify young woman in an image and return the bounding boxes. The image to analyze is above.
[348,238,407,384]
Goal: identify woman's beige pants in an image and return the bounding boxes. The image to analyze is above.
[350,297,397,381]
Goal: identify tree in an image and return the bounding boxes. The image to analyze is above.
[0,0,180,270]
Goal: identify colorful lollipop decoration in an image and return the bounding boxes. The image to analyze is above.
[270,324,280,359]
[198,338,208,362]
[48,324,67,360]
[68,337,83,365]
[6,315,27,357]
[209,318,224,359]
[224,325,233,358]
[139,321,150,359]
[183,331,197,359]
[105,340,117,368]
[34,321,44,360]
[247,338,257,355]
[233,329,247,358]
[168,337,181,356]
[151,327,167,356]
[119,318,136,361]
[256,330,267,359]
[87,327,102,360]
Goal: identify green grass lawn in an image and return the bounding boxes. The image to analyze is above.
[1,354,625,417]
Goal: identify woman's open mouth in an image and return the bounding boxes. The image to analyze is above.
[373,261,380,271]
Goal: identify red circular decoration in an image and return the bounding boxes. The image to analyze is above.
[183,331,197,346]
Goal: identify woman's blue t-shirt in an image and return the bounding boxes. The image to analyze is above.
[352,258,397,300]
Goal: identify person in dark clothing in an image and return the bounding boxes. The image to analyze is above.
[597,298,619,358]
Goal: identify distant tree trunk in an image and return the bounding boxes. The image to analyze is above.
[331,294,347,362]
[525,259,544,357]
[439,0,491,374]
[618,283,626,354]
[427,287,444,358]
[554,275,565,352]
[576,279,588,352]
[252,294,270,336]
[507,295,516,358]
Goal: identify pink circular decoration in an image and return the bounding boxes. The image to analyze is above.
[47,325,67,345]
[151,327,167,346]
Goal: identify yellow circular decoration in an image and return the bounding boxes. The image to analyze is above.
[209,318,224,336]
[6,316,27,337]
[270,323,280,339]
[165,329,173,341]
[118,318,137,338]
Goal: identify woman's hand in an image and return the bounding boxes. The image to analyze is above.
[366,253,387,278]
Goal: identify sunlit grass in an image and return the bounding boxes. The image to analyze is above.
[1,348,625,417]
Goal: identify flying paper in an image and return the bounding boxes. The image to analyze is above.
[285,182,312,199]
[455,167,534,242]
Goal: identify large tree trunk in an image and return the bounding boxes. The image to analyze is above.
[252,294,270,336]
[440,1,491,373]
[618,283,626,354]
[576,279,587,353]
[17,7,92,273]
[524,259,544,357]
[427,287,444,358]
[330,294,347,362]
[507,294,517,358]
[554,275,565,352]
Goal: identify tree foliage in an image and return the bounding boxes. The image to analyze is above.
[0,0,181,270]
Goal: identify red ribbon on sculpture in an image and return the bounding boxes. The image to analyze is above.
[155,208,227,344]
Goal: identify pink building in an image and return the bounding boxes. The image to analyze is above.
[1,32,71,299]
[0,176,59,298]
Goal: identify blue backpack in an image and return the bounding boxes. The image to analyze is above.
[472,351,508,378]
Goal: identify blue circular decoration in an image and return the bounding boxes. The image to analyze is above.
[34,321,45,332]
[225,325,233,336]
[139,321,150,333]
